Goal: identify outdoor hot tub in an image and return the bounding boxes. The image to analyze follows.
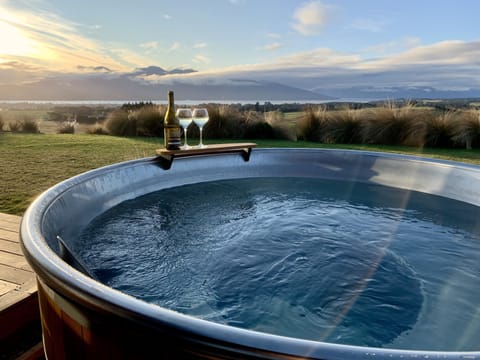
[20,148,480,359]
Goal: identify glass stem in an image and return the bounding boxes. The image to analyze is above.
[199,128,203,147]
[184,128,188,146]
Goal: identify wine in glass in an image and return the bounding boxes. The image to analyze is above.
[192,108,209,148]
[176,108,193,149]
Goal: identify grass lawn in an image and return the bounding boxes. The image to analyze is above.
[1,133,480,216]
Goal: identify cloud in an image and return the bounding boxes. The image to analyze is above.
[193,55,211,64]
[360,40,480,69]
[0,60,40,71]
[169,42,181,51]
[348,18,387,33]
[275,48,361,67]
[194,42,208,49]
[363,37,422,55]
[267,33,281,39]
[291,1,331,36]
[163,14,172,20]
[263,42,282,51]
[140,41,159,50]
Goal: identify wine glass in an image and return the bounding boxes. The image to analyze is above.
[176,108,193,149]
[192,108,209,148]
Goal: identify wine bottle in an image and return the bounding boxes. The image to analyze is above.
[164,90,181,150]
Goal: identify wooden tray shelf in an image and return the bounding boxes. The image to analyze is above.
[155,143,257,170]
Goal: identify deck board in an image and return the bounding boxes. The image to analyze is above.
[0,263,34,285]
[0,251,32,272]
[0,212,36,305]
[0,228,19,242]
[0,212,40,346]
[0,238,23,255]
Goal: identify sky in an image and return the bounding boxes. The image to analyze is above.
[1,0,480,97]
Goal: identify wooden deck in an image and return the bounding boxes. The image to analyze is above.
[0,213,43,359]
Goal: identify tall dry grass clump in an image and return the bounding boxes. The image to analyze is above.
[244,115,274,139]
[202,105,246,139]
[57,121,76,134]
[105,109,133,136]
[451,109,480,149]
[21,117,40,133]
[86,123,110,135]
[265,110,296,140]
[136,106,164,137]
[8,117,40,133]
[202,106,293,140]
[298,106,328,141]
[8,121,22,132]
[361,102,419,146]
[104,106,164,137]
[322,107,362,144]
[0,114,4,131]
[422,110,457,148]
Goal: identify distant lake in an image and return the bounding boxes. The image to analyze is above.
[0,98,377,106]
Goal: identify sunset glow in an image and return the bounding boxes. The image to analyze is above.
[0,17,39,58]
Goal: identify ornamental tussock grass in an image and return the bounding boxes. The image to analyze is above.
[57,121,76,134]
[8,117,40,133]
[360,102,419,146]
[265,110,296,141]
[422,110,457,148]
[451,110,480,149]
[322,107,362,144]
[296,103,480,149]
[202,105,246,139]
[297,106,328,142]
[104,106,165,137]
[8,121,22,132]
[104,109,132,136]
[244,120,275,139]
[86,123,110,135]
[136,106,164,137]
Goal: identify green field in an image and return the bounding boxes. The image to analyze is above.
[1,133,480,215]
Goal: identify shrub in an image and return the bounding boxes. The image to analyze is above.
[57,121,76,134]
[451,110,480,149]
[203,105,247,139]
[423,111,456,148]
[105,109,136,136]
[322,108,362,144]
[0,114,4,131]
[136,106,164,137]
[244,121,274,139]
[20,118,40,134]
[298,106,328,142]
[265,111,296,140]
[9,121,22,133]
[361,104,417,146]
[87,124,109,135]
[104,105,165,137]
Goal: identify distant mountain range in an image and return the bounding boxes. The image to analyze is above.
[1,65,479,101]
[0,66,334,101]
